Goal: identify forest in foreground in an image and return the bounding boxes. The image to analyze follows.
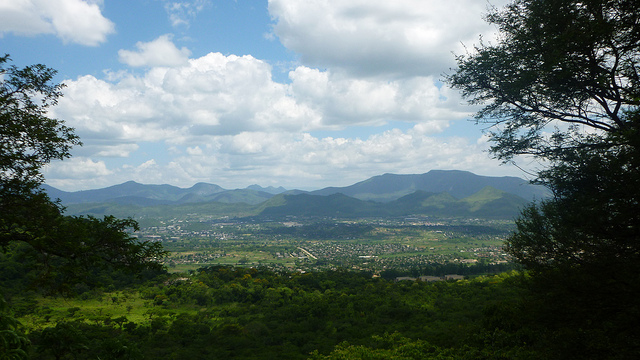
[3,265,635,360]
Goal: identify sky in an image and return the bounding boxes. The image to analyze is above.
[0,0,531,191]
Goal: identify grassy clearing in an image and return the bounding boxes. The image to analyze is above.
[18,290,153,330]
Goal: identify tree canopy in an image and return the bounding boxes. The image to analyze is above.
[447,2,640,356]
[448,1,640,353]
[447,0,640,162]
[447,0,640,263]
[0,55,166,293]
[0,54,80,197]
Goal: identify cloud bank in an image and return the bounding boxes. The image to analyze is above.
[47,47,495,190]
[0,0,114,46]
[54,47,469,142]
[38,0,521,190]
[268,0,504,77]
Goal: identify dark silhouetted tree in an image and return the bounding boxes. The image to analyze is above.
[448,1,640,357]
[0,55,166,293]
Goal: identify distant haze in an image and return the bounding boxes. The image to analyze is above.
[44,170,547,206]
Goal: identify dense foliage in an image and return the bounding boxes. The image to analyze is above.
[0,55,167,295]
[10,267,534,359]
[449,0,640,285]
[447,0,639,161]
[7,266,635,359]
[448,0,640,357]
[0,55,80,196]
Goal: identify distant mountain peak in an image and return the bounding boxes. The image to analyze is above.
[44,170,547,214]
[246,184,287,194]
[311,171,548,202]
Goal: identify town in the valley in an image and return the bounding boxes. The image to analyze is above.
[134,215,515,277]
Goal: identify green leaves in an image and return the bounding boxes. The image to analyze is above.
[0,297,29,360]
[0,55,80,197]
[1,55,166,294]
[449,4,640,356]
[447,0,640,161]
[449,0,640,272]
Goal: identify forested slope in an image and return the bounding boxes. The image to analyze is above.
[7,267,634,359]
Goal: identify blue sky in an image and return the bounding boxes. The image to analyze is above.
[1,0,531,191]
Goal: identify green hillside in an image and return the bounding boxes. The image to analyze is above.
[45,170,548,208]
[259,193,380,217]
[63,186,529,220]
[207,189,274,205]
[64,200,258,220]
[311,170,548,201]
[460,186,529,218]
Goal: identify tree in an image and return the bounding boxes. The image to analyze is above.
[447,1,640,356]
[0,297,29,360]
[507,126,640,273]
[0,55,166,292]
[0,54,80,197]
[447,0,639,162]
[447,0,640,268]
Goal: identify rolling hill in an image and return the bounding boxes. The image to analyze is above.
[310,170,547,202]
[42,181,279,206]
[257,186,528,219]
[45,170,543,219]
[63,187,528,220]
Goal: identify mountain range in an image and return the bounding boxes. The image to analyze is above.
[43,181,281,206]
[44,170,548,219]
[309,170,546,201]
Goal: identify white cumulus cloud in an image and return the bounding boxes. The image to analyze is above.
[0,0,114,46]
[268,0,509,77]
[104,129,506,190]
[118,34,192,67]
[41,0,531,190]
[52,51,472,158]
[289,67,470,128]
[43,157,112,188]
